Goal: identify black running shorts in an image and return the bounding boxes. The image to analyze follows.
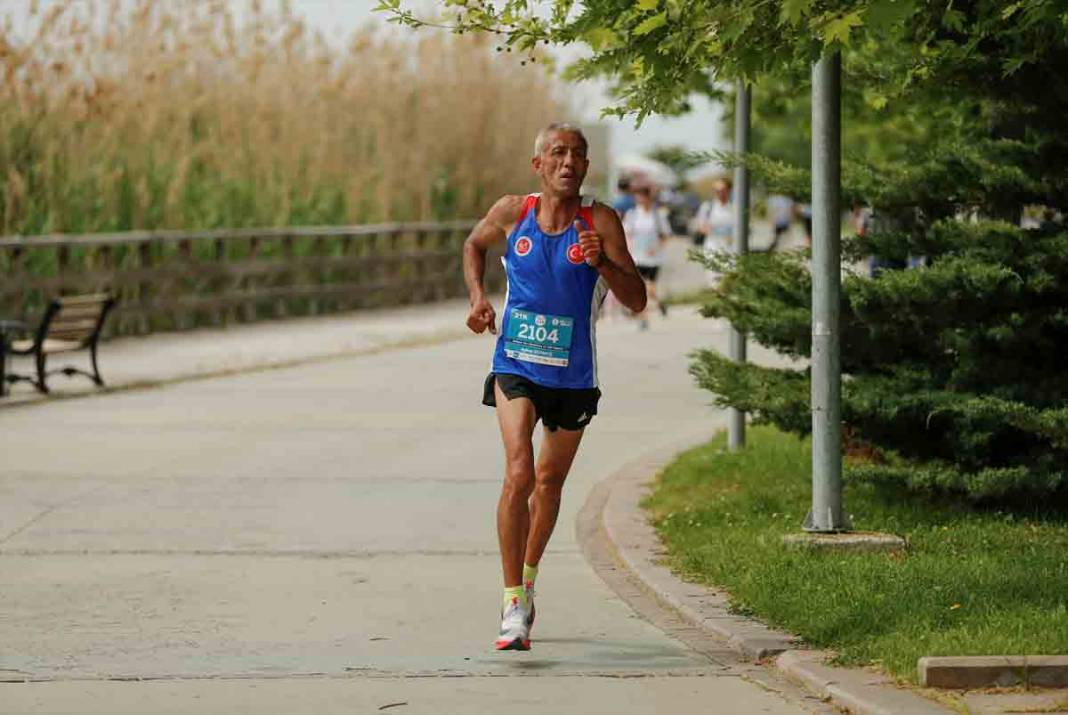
[482,373,601,432]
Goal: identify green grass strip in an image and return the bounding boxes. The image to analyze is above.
[642,425,1068,681]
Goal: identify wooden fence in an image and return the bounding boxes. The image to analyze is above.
[0,222,499,338]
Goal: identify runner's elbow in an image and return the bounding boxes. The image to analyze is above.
[463,237,488,264]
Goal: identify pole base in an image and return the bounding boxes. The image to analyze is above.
[801,508,852,533]
[784,531,906,552]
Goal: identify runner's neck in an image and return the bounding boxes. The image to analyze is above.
[535,194,583,235]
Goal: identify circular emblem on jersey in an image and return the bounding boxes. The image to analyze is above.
[515,236,533,257]
[567,243,585,265]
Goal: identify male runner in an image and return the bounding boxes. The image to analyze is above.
[463,123,647,651]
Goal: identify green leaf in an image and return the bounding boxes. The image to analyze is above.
[637,0,661,11]
[866,0,916,33]
[633,11,668,35]
[1001,2,1023,20]
[1002,56,1026,76]
[821,10,864,46]
[942,8,965,31]
[865,92,889,111]
[780,0,813,26]
[583,27,618,50]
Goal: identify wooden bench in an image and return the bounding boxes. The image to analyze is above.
[5,294,115,394]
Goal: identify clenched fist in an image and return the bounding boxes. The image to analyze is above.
[467,296,497,335]
[574,221,604,268]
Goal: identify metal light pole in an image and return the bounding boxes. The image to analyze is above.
[728,81,751,452]
[803,52,851,532]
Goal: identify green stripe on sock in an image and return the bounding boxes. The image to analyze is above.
[503,585,526,609]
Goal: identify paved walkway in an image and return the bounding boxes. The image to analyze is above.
[0,238,825,713]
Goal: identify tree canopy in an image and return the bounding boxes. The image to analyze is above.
[382,0,1067,123]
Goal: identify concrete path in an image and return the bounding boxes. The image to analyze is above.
[0,238,826,713]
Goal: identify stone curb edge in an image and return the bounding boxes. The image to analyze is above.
[597,429,954,715]
[919,655,1068,689]
[778,651,950,715]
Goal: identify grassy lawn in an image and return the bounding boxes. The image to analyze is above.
[642,425,1068,682]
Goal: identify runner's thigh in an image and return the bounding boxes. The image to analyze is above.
[495,381,538,465]
[535,425,584,484]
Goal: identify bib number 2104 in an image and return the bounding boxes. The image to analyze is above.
[516,323,561,344]
[504,310,574,367]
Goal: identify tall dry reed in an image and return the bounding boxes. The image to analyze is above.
[0,0,571,234]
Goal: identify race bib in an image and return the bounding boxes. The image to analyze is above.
[504,309,574,367]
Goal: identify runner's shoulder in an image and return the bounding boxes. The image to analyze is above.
[589,200,624,233]
[486,195,529,227]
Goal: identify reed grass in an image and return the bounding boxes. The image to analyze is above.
[0,0,570,235]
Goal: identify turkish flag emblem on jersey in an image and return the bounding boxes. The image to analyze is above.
[515,237,533,256]
[566,243,585,265]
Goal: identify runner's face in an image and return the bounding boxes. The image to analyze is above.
[532,132,589,197]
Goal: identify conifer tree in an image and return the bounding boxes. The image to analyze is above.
[693,7,1068,501]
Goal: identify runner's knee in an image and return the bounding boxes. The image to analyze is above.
[534,467,567,495]
[503,459,535,499]
[532,481,564,507]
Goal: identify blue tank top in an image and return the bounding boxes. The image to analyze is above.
[492,194,607,389]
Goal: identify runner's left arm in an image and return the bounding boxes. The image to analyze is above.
[578,203,647,313]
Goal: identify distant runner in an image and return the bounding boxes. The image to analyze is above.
[621,182,671,328]
[463,123,647,651]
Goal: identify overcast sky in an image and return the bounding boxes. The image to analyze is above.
[8,0,728,170]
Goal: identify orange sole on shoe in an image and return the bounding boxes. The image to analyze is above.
[494,637,531,651]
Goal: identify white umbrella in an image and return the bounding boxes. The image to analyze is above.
[614,154,679,189]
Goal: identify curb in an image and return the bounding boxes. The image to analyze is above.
[599,433,799,660]
[596,433,956,715]
[778,651,950,715]
[919,655,1068,689]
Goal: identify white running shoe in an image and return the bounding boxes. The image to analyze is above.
[495,597,531,651]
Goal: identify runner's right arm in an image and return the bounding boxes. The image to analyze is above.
[463,195,524,335]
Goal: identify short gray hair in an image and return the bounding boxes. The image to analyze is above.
[533,123,588,157]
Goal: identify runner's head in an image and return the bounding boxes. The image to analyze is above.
[532,123,589,198]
